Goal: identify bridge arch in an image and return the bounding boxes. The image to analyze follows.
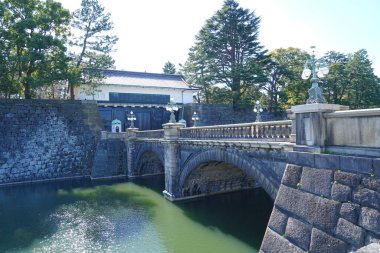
[134,143,164,176]
[179,149,279,199]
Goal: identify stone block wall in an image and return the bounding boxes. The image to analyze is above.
[0,99,103,184]
[261,152,380,253]
[91,138,127,179]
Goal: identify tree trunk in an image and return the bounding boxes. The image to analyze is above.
[69,82,75,100]
[24,82,32,99]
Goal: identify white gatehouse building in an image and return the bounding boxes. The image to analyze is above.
[74,69,198,131]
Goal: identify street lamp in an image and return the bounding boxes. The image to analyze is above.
[127,111,136,128]
[191,112,200,127]
[166,98,179,123]
[301,46,329,104]
[254,100,263,122]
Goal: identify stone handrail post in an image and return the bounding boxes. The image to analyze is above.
[287,109,296,143]
[126,128,139,139]
[290,104,348,153]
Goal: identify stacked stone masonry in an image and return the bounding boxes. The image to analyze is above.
[91,138,127,178]
[0,100,103,184]
[261,152,380,253]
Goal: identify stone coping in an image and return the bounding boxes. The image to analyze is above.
[291,103,348,113]
[175,139,294,151]
[324,108,380,118]
[288,151,380,178]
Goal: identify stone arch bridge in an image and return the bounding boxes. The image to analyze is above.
[94,120,293,201]
[92,105,380,252]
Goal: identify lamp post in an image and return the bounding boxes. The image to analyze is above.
[127,111,136,128]
[191,112,200,127]
[166,98,179,123]
[254,100,263,122]
[301,46,329,104]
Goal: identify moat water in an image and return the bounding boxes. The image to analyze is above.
[0,175,273,253]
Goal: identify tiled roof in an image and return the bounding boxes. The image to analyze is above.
[95,69,196,90]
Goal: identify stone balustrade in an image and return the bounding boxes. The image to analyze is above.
[135,129,164,139]
[179,120,292,141]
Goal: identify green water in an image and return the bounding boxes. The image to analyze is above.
[0,176,273,253]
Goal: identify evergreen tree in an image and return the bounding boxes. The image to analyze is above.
[184,0,267,110]
[69,0,118,99]
[163,61,176,74]
[182,43,214,103]
[266,48,309,109]
[345,49,380,108]
[0,0,71,99]
[321,51,349,105]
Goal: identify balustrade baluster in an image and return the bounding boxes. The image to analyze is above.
[256,125,261,138]
[284,125,289,139]
[278,125,283,139]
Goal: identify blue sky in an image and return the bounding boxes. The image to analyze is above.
[57,0,380,76]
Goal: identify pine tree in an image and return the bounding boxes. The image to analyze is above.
[69,0,118,99]
[163,61,176,74]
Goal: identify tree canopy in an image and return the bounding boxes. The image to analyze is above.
[163,61,176,74]
[0,0,71,99]
[183,0,268,110]
[68,0,118,99]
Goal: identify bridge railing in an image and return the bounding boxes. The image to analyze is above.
[179,120,292,141]
[135,129,164,139]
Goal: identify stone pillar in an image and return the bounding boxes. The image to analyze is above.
[291,104,348,153]
[162,123,185,201]
[287,109,296,143]
[126,128,139,177]
[100,131,107,140]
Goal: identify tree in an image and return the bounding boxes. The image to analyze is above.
[320,51,349,105]
[266,48,309,109]
[0,0,71,99]
[182,43,214,103]
[163,61,176,74]
[69,0,118,99]
[184,0,267,110]
[345,49,380,108]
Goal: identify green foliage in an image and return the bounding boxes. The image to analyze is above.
[183,0,268,109]
[266,48,310,110]
[163,61,176,74]
[69,0,118,99]
[319,49,380,108]
[0,0,71,99]
[266,48,380,109]
[81,69,104,100]
[345,49,380,108]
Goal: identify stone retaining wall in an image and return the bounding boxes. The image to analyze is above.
[261,152,380,253]
[0,100,103,184]
[91,138,127,179]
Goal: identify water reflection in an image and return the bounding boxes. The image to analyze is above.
[0,176,272,253]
